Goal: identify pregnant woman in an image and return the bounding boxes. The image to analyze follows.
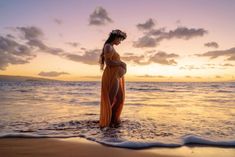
[99,29,127,128]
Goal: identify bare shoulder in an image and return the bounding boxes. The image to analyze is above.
[104,43,113,53]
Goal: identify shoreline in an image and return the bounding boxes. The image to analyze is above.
[0,137,234,157]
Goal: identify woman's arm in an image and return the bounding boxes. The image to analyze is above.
[104,44,123,67]
[105,59,123,67]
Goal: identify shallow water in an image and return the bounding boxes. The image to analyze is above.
[0,80,235,148]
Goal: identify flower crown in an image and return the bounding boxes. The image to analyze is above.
[110,29,127,40]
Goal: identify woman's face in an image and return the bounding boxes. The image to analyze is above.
[113,37,123,45]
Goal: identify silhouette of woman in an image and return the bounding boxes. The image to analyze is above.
[99,29,127,128]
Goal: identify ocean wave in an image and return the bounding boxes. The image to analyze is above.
[0,133,234,148]
[128,87,181,92]
[128,87,162,91]
[1,119,235,149]
[15,89,32,92]
[210,85,220,88]
[216,90,234,93]
[1,81,235,149]
[95,135,235,148]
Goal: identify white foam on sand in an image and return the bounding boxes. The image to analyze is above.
[1,133,235,149]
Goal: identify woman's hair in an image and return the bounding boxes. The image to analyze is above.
[99,29,127,70]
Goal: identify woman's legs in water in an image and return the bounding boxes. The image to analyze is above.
[108,78,121,127]
[109,78,119,107]
[110,84,123,127]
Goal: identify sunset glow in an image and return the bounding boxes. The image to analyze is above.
[0,0,235,82]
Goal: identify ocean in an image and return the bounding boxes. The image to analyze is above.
[0,80,235,148]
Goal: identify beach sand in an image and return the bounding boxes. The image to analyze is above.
[0,137,234,157]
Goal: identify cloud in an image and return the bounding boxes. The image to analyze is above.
[123,52,134,55]
[64,49,101,65]
[144,50,156,54]
[175,20,181,26]
[122,51,179,65]
[164,27,207,40]
[185,75,202,79]
[180,65,201,70]
[38,71,69,77]
[145,27,166,36]
[27,39,64,55]
[122,54,149,65]
[80,75,101,79]
[149,51,179,65]
[0,26,47,70]
[65,42,79,47]
[89,6,113,26]
[196,47,235,61]
[215,75,222,78]
[133,36,157,48]
[0,35,36,70]
[204,42,219,48]
[16,26,43,40]
[1,25,104,71]
[136,74,169,78]
[16,26,65,55]
[1,25,181,76]
[180,63,234,70]
[228,55,235,60]
[6,34,15,39]
[54,18,63,25]
[133,26,208,48]
[136,18,155,30]
[4,26,103,67]
[221,63,234,66]
[1,24,183,71]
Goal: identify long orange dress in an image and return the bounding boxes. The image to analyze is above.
[99,49,125,128]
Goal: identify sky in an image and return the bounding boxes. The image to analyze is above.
[0,0,235,82]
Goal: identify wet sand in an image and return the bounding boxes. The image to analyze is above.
[0,137,235,157]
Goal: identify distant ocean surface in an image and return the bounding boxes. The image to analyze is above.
[0,80,235,148]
